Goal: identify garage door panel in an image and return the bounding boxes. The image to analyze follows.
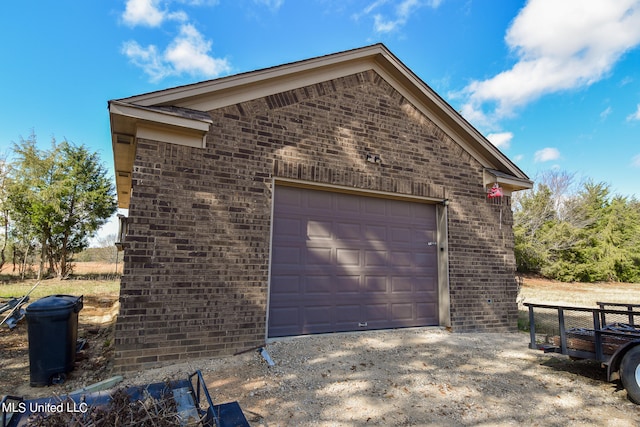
[306,276,333,295]
[336,304,360,322]
[364,198,387,216]
[307,220,332,239]
[415,252,436,267]
[363,275,387,293]
[363,224,387,241]
[336,195,360,213]
[363,303,389,322]
[391,277,413,293]
[270,276,300,295]
[391,303,414,321]
[274,217,302,238]
[365,250,387,266]
[335,275,361,294]
[417,302,438,322]
[336,248,360,266]
[307,194,333,212]
[413,205,433,219]
[389,251,412,267]
[414,275,438,291]
[305,306,333,326]
[271,246,302,265]
[389,202,413,218]
[269,307,299,327]
[334,222,361,240]
[306,247,332,265]
[390,227,412,245]
[269,185,438,338]
[278,190,302,207]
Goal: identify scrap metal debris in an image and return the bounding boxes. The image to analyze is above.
[0,297,29,330]
[1,281,41,330]
[258,347,275,367]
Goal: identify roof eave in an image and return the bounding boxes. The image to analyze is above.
[109,101,212,209]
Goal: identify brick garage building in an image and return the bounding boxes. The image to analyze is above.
[109,44,532,370]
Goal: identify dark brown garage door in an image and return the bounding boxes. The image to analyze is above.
[268,185,439,338]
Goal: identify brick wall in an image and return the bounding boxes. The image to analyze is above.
[114,69,518,370]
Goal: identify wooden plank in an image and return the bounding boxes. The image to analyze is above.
[551,332,636,355]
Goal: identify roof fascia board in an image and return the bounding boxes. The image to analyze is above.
[109,101,212,132]
[119,45,386,107]
[174,59,374,111]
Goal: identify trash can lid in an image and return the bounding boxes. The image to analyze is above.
[26,294,83,313]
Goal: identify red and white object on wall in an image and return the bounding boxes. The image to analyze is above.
[487,183,503,199]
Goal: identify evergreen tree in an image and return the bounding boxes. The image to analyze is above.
[513,173,640,283]
[7,134,116,278]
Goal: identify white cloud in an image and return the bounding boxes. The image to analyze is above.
[627,104,640,121]
[122,0,189,27]
[358,0,441,34]
[486,132,513,149]
[122,24,230,82]
[165,24,231,77]
[534,147,561,163]
[122,0,166,27]
[620,76,634,86]
[121,0,231,82]
[362,0,389,16]
[253,0,284,10]
[600,106,612,120]
[460,0,640,126]
[177,0,219,5]
[632,154,640,167]
[121,41,168,81]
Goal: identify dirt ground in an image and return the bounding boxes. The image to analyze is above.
[127,328,640,427]
[3,282,640,426]
[0,295,118,398]
[3,322,640,425]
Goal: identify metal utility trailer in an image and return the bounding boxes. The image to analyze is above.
[1,370,249,427]
[525,301,640,403]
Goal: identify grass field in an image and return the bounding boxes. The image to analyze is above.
[0,262,121,300]
[0,278,120,300]
[519,275,640,306]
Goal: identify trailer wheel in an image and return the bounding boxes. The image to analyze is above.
[621,345,640,404]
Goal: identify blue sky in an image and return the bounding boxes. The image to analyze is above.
[1,0,640,238]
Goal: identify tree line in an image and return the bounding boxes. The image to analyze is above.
[513,170,640,283]
[0,133,117,279]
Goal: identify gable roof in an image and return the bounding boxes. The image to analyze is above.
[109,43,532,208]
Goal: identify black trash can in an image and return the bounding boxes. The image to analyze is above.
[25,294,83,386]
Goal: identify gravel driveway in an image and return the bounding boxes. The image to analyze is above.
[124,327,640,426]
